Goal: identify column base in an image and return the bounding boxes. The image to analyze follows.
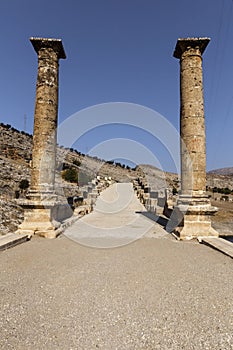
[15,207,62,239]
[172,195,219,240]
[15,192,73,239]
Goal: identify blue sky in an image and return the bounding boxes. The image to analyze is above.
[0,0,233,172]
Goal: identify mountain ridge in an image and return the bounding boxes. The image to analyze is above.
[208,167,233,176]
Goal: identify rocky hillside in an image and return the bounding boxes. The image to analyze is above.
[0,122,232,235]
[208,167,233,176]
[0,123,138,235]
[0,123,137,197]
[207,173,233,191]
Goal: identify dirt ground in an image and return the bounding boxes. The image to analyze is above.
[1,232,233,350]
[211,200,233,235]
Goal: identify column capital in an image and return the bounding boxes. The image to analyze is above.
[30,37,66,59]
[173,37,210,59]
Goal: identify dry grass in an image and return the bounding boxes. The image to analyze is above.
[211,200,233,235]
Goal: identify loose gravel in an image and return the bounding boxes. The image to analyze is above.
[0,233,232,350]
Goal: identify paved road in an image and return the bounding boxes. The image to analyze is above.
[64,183,166,248]
[0,184,233,350]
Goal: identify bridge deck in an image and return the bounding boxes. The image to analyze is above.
[64,182,168,248]
[1,222,232,349]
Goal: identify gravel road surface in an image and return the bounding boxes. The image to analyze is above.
[0,184,232,349]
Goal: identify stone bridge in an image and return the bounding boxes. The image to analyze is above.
[16,36,220,241]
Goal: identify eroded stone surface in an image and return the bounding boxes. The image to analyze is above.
[173,38,218,239]
[17,38,68,238]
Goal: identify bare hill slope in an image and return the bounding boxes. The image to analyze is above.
[0,122,232,235]
[208,167,233,176]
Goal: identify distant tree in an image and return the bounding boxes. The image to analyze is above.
[73,159,81,167]
[212,186,232,194]
[172,187,178,195]
[62,168,78,183]
[223,187,231,195]
[62,163,70,170]
[221,195,229,201]
[19,179,29,190]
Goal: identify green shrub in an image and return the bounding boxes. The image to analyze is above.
[62,168,78,183]
[172,187,178,195]
[19,179,29,190]
[73,159,81,167]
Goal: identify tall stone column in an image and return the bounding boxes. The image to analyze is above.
[173,37,218,239]
[30,37,65,194]
[16,38,72,239]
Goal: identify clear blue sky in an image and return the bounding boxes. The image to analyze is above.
[0,0,233,172]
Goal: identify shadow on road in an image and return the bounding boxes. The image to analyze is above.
[136,211,169,230]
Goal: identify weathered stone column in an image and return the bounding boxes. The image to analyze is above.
[173,37,218,239]
[16,38,72,239]
[30,37,66,194]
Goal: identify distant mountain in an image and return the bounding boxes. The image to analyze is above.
[208,167,233,176]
